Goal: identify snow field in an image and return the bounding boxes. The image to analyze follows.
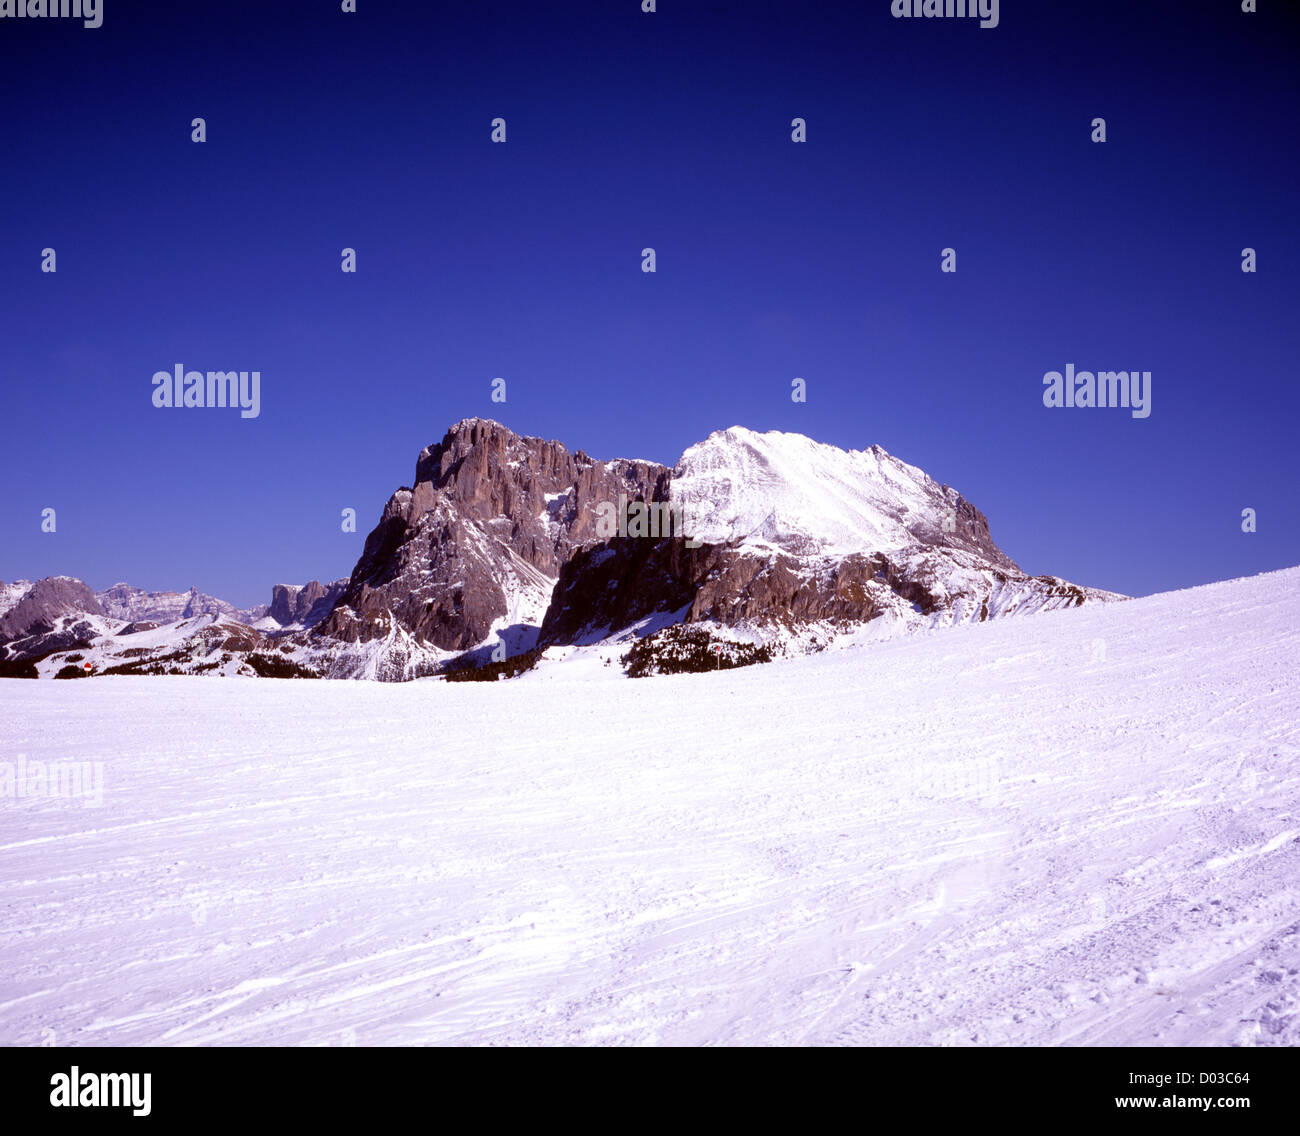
[1,567,1297,1046]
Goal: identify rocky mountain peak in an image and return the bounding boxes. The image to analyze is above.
[0,576,103,642]
[315,421,668,661]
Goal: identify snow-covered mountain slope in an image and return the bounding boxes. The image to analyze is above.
[670,426,1014,564]
[0,579,34,619]
[0,577,282,675]
[2,566,1295,1046]
[542,426,1121,654]
[26,613,267,679]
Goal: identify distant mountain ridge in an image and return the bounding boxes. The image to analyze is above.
[96,582,267,626]
[0,576,340,667]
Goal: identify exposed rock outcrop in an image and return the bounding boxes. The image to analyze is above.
[0,577,103,642]
[315,419,667,653]
[267,580,348,628]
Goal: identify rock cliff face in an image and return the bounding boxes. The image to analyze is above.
[539,540,890,645]
[267,580,348,628]
[315,419,668,654]
[0,577,106,659]
[0,576,102,640]
[540,536,1106,649]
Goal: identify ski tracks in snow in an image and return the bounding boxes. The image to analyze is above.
[1,567,1298,1046]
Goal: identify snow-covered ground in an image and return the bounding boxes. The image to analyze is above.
[1,567,1297,1047]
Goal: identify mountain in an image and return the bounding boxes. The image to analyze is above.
[0,576,269,675]
[0,577,110,662]
[309,418,668,678]
[670,426,1017,563]
[96,582,267,626]
[540,426,1119,653]
[1,420,1122,680]
[0,574,341,673]
[0,577,280,674]
[0,576,101,635]
[299,419,1119,678]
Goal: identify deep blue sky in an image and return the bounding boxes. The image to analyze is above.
[2,0,1297,607]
